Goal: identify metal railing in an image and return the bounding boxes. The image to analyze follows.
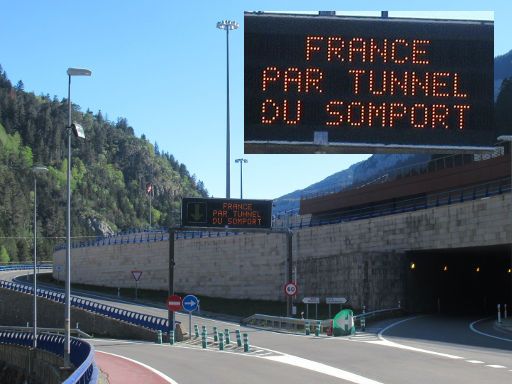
[0,325,91,339]
[300,150,504,201]
[0,280,170,333]
[242,314,331,333]
[0,263,52,271]
[51,175,511,251]
[0,331,97,384]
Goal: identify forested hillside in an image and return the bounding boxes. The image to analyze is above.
[0,65,208,263]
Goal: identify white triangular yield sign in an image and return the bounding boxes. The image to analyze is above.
[131,270,143,281]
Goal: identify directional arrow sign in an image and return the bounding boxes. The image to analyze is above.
[302,297,320,304]
[326,297,347,304]
[182,294,199,312]
[187,202,206,223]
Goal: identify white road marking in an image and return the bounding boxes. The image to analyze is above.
[96,351,179,384]
[264,355,384,384]
[466,360,485,364]
[376,316,464,360]
[161,338,386,383]
[485,364,507,369]
[469,318,512,342]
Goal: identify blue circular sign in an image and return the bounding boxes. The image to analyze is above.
[182,294,199,312]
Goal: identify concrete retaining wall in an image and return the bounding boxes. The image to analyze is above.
[0,288,158,341]
[53,194,511,309]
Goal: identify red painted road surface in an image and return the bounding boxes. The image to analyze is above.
[95,351,171,384]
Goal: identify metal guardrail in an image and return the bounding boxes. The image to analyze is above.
[0,264,52,271]
[52,176,511,252]
[0,331,97,384]
[243,304,404,334]
[0,326,92,339]
[0,279,170,333]
[242,314,331,333]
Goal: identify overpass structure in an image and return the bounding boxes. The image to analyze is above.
[53,152,511,314]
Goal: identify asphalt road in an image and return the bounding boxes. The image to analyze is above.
[2,270,512,383]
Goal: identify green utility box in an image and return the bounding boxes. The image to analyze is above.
[333,309,355,336]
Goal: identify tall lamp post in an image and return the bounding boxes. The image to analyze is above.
[216,20,239,198]
[235,158,248,199]
[32,165,48,348]
[65,67,91,367]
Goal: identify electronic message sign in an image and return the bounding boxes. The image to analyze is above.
[244,12,496,153]
[182,197,273,229]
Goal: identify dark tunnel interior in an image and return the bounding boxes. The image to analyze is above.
[405,245,512,315]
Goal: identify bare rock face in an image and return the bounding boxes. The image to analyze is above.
[81,215,114,237]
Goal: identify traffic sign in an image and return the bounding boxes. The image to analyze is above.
[131,270,143,281]
[181,197,273,229]
[182,294,199,312]
[167,294,182,311]
[326,297,347,304]
[302,297,320,304]
[284,282,297,297]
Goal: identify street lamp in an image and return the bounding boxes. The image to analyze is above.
[32,165,48,348]
[235,158,248,199]
[217,20,239,198]
[65,67,91,367]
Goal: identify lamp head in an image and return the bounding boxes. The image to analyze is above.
[67,68,92,77]
[216,20,239,30]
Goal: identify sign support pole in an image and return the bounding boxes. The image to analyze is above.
[169,228,175,333]
[286,229,293,317]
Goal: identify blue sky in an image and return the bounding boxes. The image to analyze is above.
[0,1,506,200]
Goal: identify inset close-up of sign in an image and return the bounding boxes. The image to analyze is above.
[244,12,498,153]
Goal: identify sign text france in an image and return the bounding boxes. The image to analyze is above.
[244,12,496,153]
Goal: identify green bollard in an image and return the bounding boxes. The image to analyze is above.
[305,321,310,336]
[156,330,162,344]
[194,324,200,338]
[201,331,207,349]
[243,333,250,352]
[236,329,242,347]
[202,325,207,335]
[218,332,224,351]
[224,329,231,344]
[169,330,175,345]
[213,326,218,342]
[315,320,321,337]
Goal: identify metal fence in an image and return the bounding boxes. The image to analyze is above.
[0,331,97,384]
[0,280,170,333]
[52,176,511,250]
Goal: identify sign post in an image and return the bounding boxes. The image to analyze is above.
[182,294,199,340]
[303,297,320,319]
[131,270,143,300]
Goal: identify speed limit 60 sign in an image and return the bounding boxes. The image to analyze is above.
[284,282,297,297]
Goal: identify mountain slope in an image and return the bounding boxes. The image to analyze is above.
[0,65,207,262]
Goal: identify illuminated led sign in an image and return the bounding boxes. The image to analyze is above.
[244,12,496,153]
[182,198,273,229]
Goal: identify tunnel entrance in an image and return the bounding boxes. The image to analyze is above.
[405,245,512,315]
